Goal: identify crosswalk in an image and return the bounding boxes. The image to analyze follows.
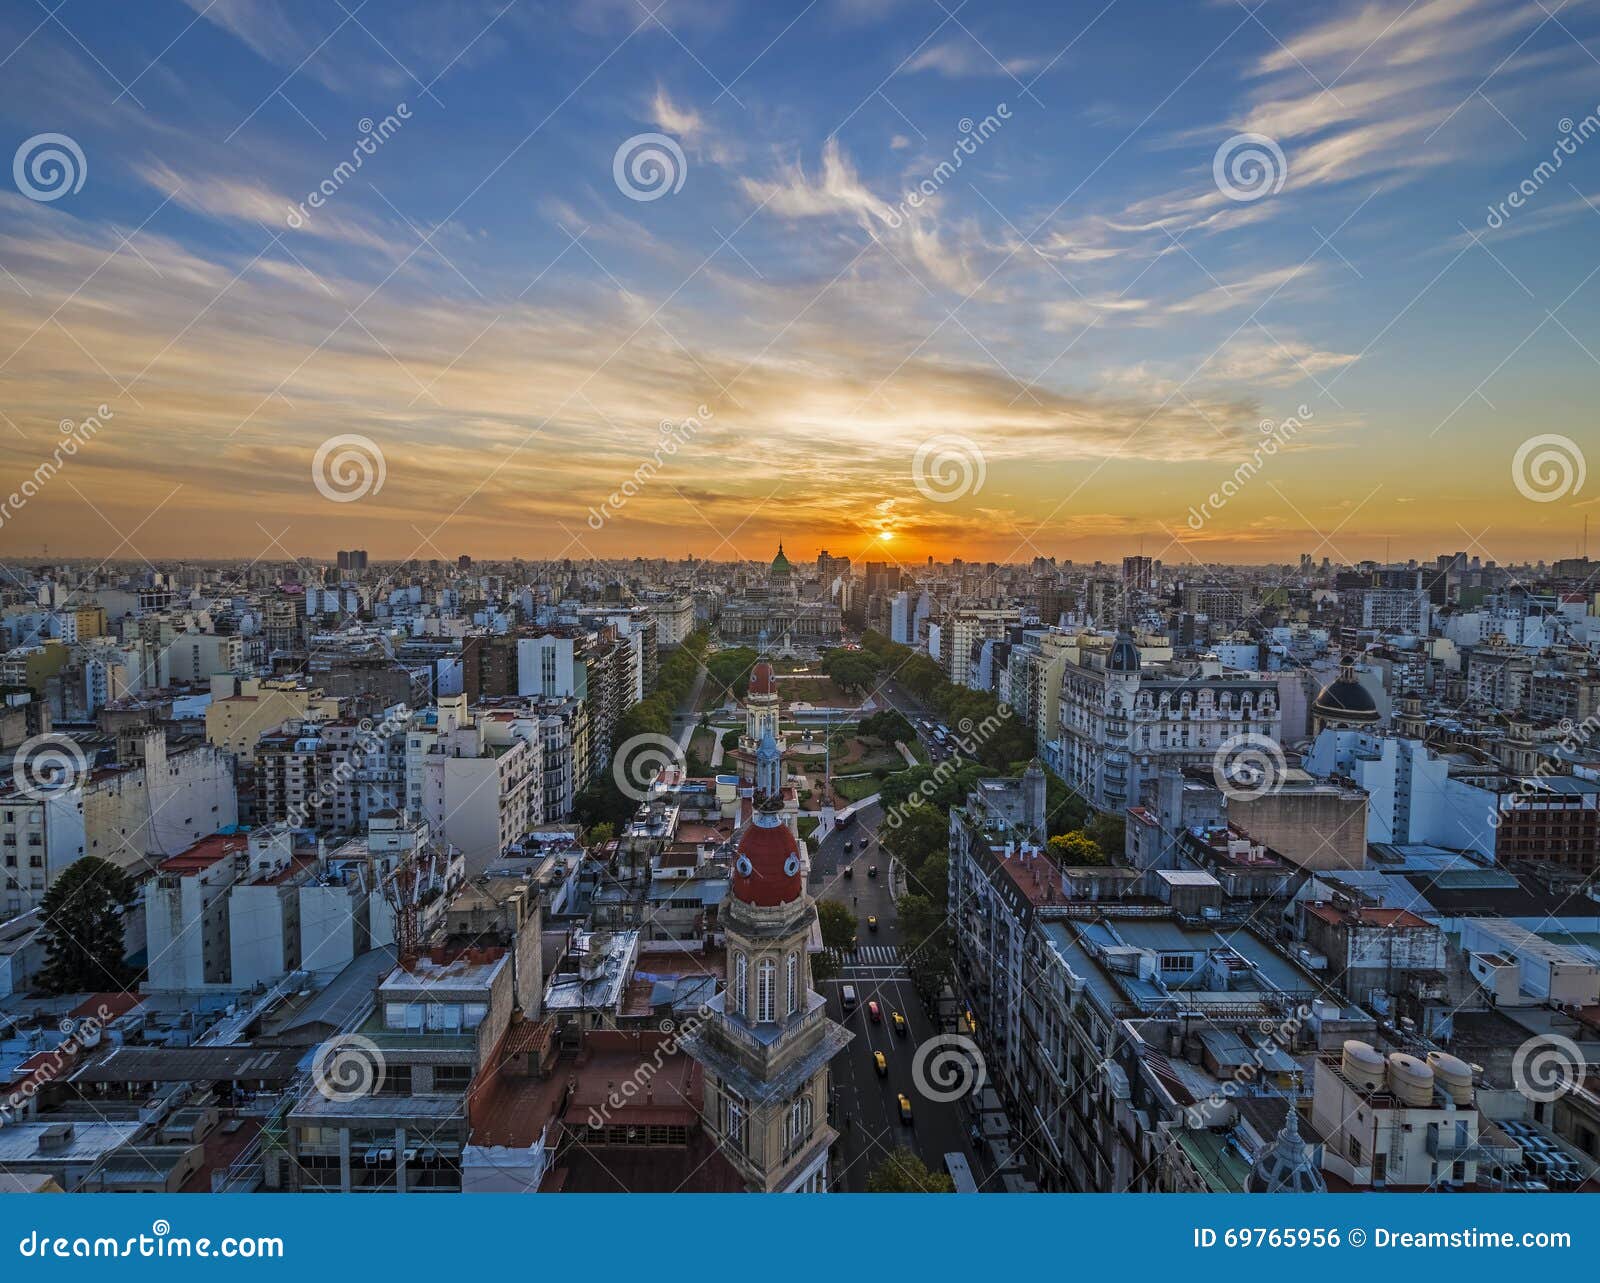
[830,944,901,965]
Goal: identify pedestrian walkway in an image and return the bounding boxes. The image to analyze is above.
[830,944,901,966]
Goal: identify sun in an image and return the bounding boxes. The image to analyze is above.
[877,530,894,542]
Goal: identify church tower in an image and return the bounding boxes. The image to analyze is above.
[682,729,852,1192]
[738,632,782,784]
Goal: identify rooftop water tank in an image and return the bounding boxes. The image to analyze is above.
[1341,1039,1386,1092]
[1427,1051,1474,1105]
[1387,1052,1435,1107]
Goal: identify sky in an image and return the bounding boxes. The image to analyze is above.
[1,0,1598,570]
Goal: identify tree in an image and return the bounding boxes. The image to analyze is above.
[880,803,946,873]
[896,892,952,999]
[859,709,913,744]
[1047,830,1105,866]
[39,857,136,993]
[1086,809,1126,858]
[815,898,857,952]
[586,821,615,847]
[866,1148,954,1192]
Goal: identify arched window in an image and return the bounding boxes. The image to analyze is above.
[734,952,748,1018]
[786,952,799,1016]
[801,1094,812,1132]
[757,958,776,1022]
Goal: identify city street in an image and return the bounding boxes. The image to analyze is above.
[808,802,981,1190]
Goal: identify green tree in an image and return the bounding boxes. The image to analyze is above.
[586,821,616,847]
[815,898,857,952]
[1086,809,1126,858]
[880,803,947,873]
[896,892,952,999]
[866,1148,955,1192]
[39,857,136,993]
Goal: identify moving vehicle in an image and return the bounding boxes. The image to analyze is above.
[943,1152,977,1193]
[867,915,879,931]
[841,985,858,1011]
[868,1000,882,1023]
[873,1051,888,1077]
[842,839,853,852]
[891,1011,906,1036]
[842,863,853,879]
[897,1093,914,1123]
[867,865,878,878]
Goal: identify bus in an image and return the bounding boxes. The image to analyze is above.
[943,1151,977,1193]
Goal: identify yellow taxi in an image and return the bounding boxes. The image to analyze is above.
[873,1051,888,1077]
[897,1093,913,1123]
[867,915,879,931]
[891,1011,907,1036]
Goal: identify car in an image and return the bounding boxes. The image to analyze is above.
[867,915,879,931]
[868,865,878,878]
[873,1051,888,1077]
[891,1011,907,1036]
[897,1093,914,1123]
[842,863,853,878]
[868,1000,882,1023]
[842,839,853,852]
[841,985,858,1011]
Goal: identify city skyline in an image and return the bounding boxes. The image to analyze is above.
[1,0,1598,563]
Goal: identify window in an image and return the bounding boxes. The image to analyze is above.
[786,952,799,1016]
[757,958,776,1022]
[733,952,748,1018]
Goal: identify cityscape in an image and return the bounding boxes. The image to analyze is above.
[0,0,1598,1226]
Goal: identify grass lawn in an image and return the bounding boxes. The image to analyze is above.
[833,774,880,803]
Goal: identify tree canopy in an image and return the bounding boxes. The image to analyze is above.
[39,856,137,993]
[865,1148,955,1192]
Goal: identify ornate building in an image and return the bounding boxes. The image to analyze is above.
[734,639,782,786]
[717,545,843,652]
[681,730,851,1191]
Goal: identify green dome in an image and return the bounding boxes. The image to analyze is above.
[770,543,791,575]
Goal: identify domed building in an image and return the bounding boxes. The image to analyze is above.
[1312,654,1381,734]
[680,728,852,1191]
[1246,1104,1325,1194]
[735,636,783,786]
[716,543,843,653]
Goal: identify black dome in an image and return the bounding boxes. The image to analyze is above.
[1108,634,1140,674]
[1314,659,1379,724]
